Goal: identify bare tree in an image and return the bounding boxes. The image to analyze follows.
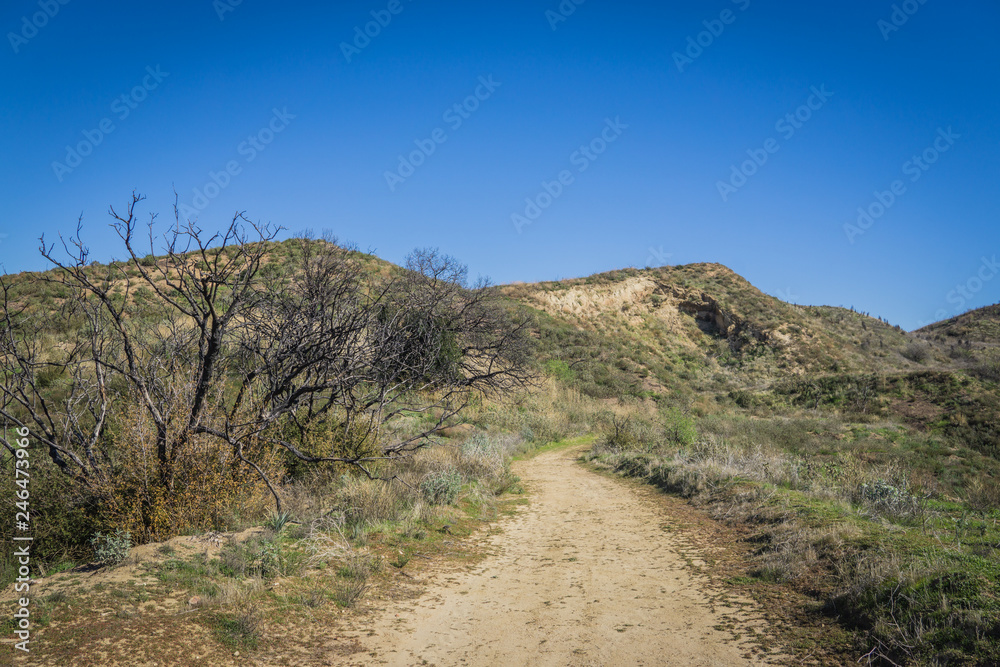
[0,193,533,519]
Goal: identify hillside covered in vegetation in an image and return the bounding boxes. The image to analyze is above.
[3,231,999,665]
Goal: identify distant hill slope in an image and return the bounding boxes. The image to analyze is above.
[916,302,1000,346]
[502,264,934,399]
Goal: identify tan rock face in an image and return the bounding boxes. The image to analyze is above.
[670,286,769,347]
[526,276,658,320]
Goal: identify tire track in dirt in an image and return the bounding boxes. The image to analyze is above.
[355,445,776,666]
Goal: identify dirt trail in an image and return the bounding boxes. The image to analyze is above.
[356,446,775,666]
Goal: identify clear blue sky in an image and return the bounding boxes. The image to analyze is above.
[1,0,997,330]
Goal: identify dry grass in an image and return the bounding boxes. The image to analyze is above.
[337,475,404,534]
[965,475,1000,512]
[475,377,609,444]
[302,515,352,567]
[586,400,1000,665]
[219,589,264,648]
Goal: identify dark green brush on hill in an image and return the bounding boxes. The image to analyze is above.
[917,302,1000,346]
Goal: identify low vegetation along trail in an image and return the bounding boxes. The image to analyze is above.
[356,445,775,666]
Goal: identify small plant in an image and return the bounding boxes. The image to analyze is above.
[45,591,69,606]
[855,479,920,521]
[401,521,427,540]
[338,551,380,580]
[47,561,77,576]
[90,529,132,567]
[460,433,494,458]
[338,476,402,529]
[266,510,293,533]
[459,434,509,488]
[300,588,326,608]
[901,341,930,364]
[331,578,369,608]
[966,475,1000,511]
[215,595,263,649]
[420,467,463,505]
[330,551,376,608]
[953,512,971,547]
[604,415,639,453]
[220,538,291,579]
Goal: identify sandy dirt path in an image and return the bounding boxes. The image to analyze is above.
[356,446,774,666]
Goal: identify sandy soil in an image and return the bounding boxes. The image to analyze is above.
[354,446,775,666]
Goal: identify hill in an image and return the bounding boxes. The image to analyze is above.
[916,302,1000,346]
[502,263,941,400]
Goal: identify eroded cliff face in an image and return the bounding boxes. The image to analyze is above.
[512,272,779,354]
[667,285,771,351]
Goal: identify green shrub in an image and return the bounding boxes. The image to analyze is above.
[544,359,576,382]
[420,467,463,505]
[266,511,293,533]
[902,342,930,363]
[973,354,1000,383]
[662,408,697,447]
[854,479,921,522]
[90,530,132,566]
[730,389,759,408]
[604,416,640,452]
[219,538,301,579]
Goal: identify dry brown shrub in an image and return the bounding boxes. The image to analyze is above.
[94,389,281,542]
[336,475,408,530]
[966,475,1000,512]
